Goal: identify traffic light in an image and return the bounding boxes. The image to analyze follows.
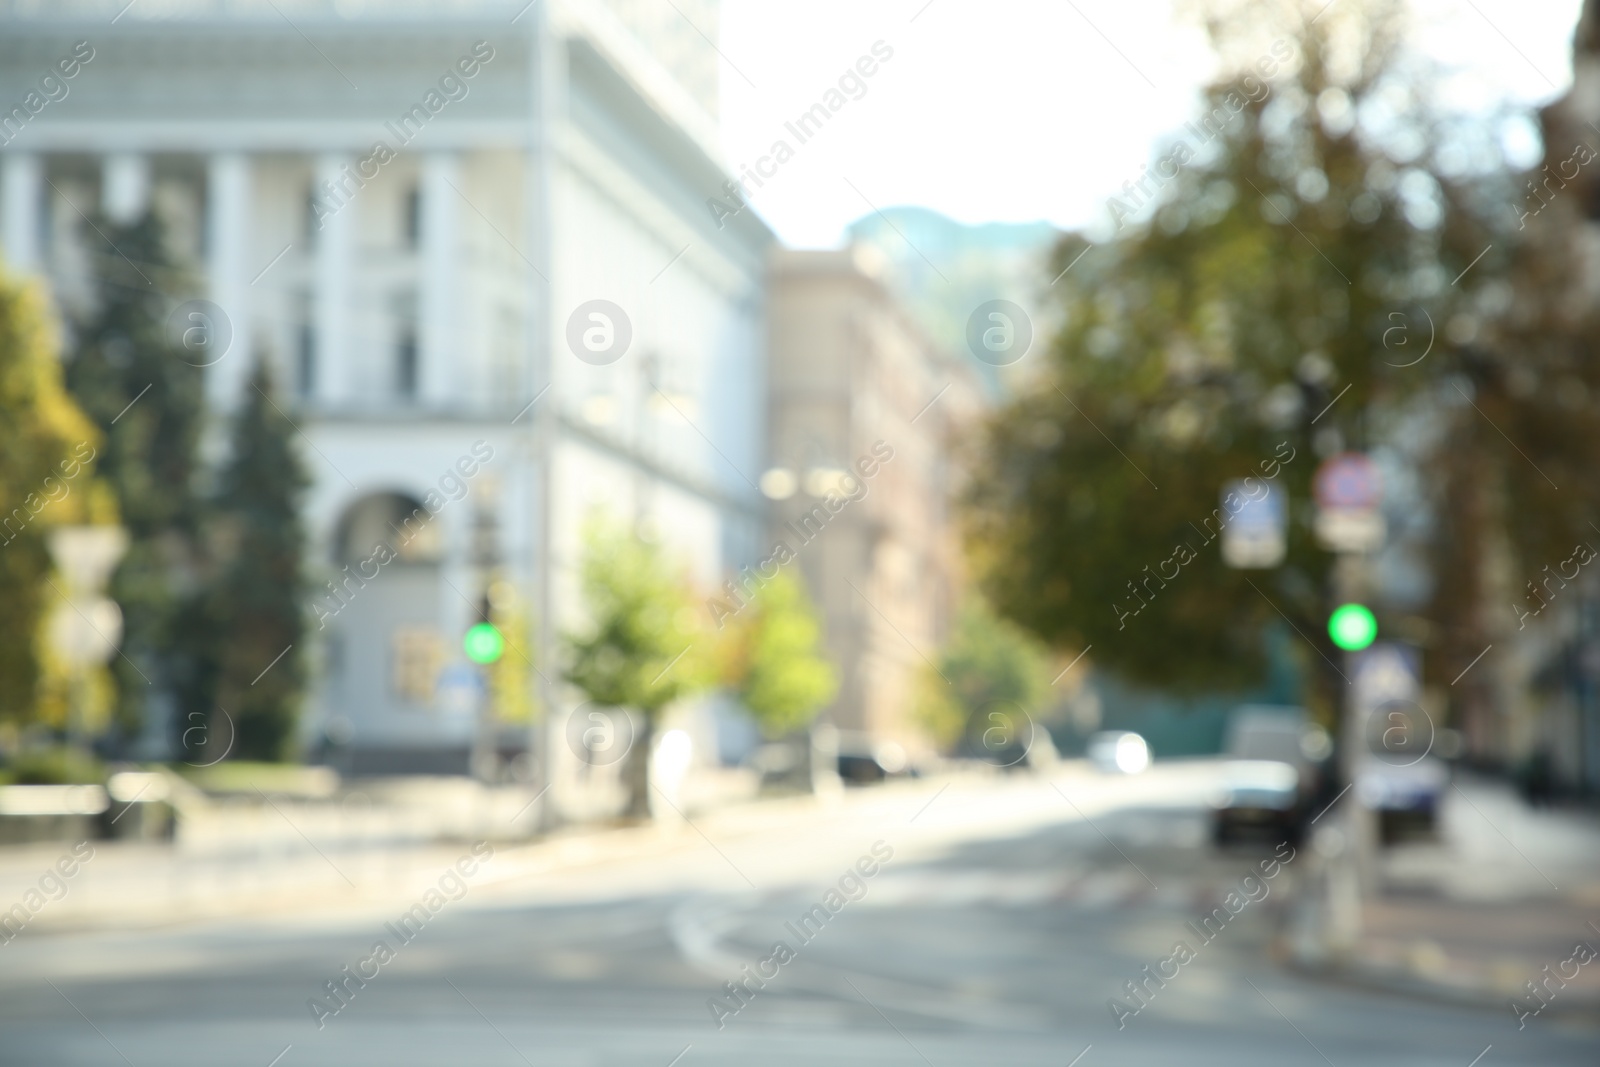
[1327,603,1377,651]
[463,622,504,664]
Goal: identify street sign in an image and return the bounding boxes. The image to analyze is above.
[1314,453,1379,511]
[436,662,485,716]
[1221,480,1286,568]
[1315,508,1386,553]
[1352,642,1420,709]
[1314,453,1383,553]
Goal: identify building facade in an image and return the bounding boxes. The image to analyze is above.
[0,0,772,786]
[764,247,980,761]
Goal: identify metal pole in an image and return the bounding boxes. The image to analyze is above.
[528,0,563,835]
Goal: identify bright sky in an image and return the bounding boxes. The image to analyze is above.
[717,0,1585,248]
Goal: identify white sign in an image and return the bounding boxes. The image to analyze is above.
[1315,508,1385,553]
[47,597,123,666]
[1221,481,1286,568]
[46,526,128,595]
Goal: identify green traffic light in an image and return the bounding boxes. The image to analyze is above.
[1328,603,1377,651]
[463,622,504,664]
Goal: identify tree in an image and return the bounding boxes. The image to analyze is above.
[563,517,709,818]
[719,569,837,739]
[0,262,105,727]
[915,599,1051,753]
[965,0,1501,709]
[1435,0,1600,761]
[206,360,310,761]
[63,210,207,745]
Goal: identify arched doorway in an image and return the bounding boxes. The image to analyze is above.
[317,492,467,774]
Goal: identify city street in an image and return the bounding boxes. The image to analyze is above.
[3,765,1595,1066]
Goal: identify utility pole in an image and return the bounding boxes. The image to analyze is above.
[527,0,565,836]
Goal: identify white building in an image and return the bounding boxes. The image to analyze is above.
[0,0,773,785]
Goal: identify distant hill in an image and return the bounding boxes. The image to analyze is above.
[847,207,1061,397]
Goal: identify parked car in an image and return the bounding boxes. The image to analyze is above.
[1357,701,1447,841]
[835,732,910,784]
[1086,731,1150,774]
[1211,706,1330,845]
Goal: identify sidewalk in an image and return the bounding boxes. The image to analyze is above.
[1287,772,1600,1015]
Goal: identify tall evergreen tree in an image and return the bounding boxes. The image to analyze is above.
[208,360,310,761]
[0,261,104,726]
[63,211,206,745]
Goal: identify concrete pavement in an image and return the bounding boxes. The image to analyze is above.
[1,763,1596,1065]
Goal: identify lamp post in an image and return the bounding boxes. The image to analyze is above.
[45,527,128,755]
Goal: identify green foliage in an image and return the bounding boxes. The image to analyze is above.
[720,569,837,738]
[488,580,537,725]
[0,261,104,725]
[206,361,310,761]
[563,516,708,718]
[965,0,1499,693]
[1,745,103,786]
[915,600,1051,750]
[63,211,207,735]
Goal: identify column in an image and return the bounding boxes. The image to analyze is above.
[420,152,459,407]
[102,153,150,224]
[314,153,354,405]
[206,153,252,410]
[2,153,42,271]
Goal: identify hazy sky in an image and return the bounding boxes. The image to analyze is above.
[717,0,1585,247]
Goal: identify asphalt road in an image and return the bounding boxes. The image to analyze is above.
[2,766,1594,1066]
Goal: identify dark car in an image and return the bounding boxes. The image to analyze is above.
[1211,706,1330,845]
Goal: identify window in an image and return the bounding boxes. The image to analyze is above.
[391,628,443,704]
[492,306,521,403]
[404,186,421,249]
[304,183,321,243]
[394,293,419,400]
[296,321,316,399]
[396,329,418,400]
